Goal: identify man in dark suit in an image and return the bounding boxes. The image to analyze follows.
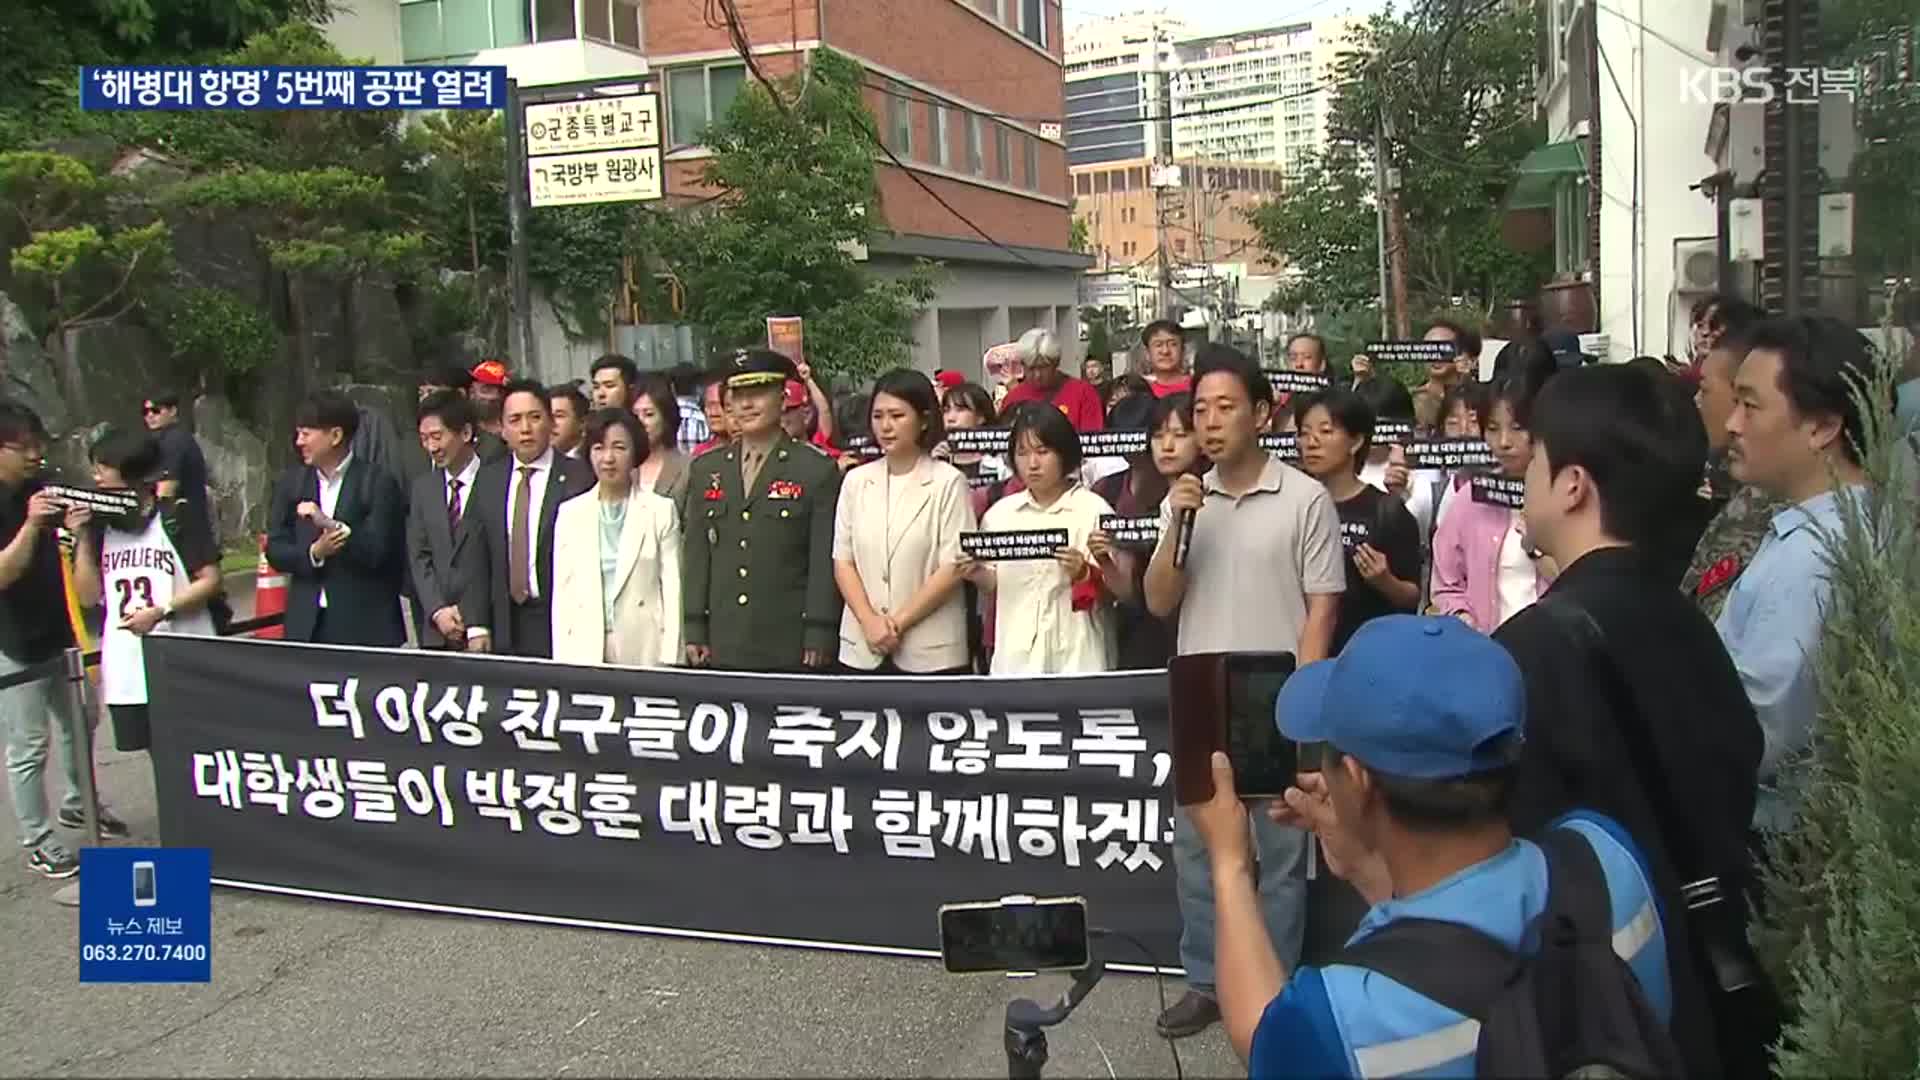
[683,350,841,672]
[408,391,480,650]
[458,378,593,658]
[266,391,408,646]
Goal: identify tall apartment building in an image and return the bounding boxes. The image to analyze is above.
[1064,13,1359,179]
[323,0,1087,378]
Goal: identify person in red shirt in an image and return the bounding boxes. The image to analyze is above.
[998,330,1105,433]
[1141,319,1191,398]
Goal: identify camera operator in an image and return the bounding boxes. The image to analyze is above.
[1188,615,1674,1077]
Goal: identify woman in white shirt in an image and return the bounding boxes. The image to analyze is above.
[551,410,682,666]
[962,402,1115,674]
[833,370,976,674]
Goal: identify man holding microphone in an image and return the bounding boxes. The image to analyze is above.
[1144,343,1346,1037]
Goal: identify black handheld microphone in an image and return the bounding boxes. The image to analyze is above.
[1171,463,1207,569]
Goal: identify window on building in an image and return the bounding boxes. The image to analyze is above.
[1018,0,1046,48]
[1111,165,1126,192]
[667,62,746,147]
[930,102,952,168]
[1128,166,1144,189]
[1023,135,1040,189]
[611,0,640,48]
[1094,171,1109,194]
[886,82,913,157]
[578,1,642,48]
[1075,173,1091,195]
[994,124,1012,182]
[966,113,985,175]
[533,0,575,41]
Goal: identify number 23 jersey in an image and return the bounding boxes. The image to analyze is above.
[100,511,215,705]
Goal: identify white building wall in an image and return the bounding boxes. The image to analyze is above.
[321,0,404,65]
[870,257,1082,377]
[1592,2,1717,359]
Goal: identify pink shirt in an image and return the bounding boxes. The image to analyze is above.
[1429,492,1548,632]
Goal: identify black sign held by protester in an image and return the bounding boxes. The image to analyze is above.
[945,428,1013,456]
[1372,419,1415,447]
[1098,515,1162,549]
[1339,520,1373,552]
[1081,430,1151,457]
[44,483,141,516]
[841,435,883,460]
[1257,432,1301,461]
[961,529,1070,561]
[1365,340,1457,365]
[1404,438,1498,471]
[1265,370,1332,395]
[145,637,1182,967]
[1470,475,1528,509]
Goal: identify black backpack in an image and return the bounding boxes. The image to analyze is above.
[1338,827,1686,1078]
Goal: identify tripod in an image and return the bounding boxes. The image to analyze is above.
[1002,949,1107,1080]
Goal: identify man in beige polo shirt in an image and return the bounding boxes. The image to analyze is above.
[1144,342,1345,1038]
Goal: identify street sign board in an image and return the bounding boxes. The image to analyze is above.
[528,147,663,207]
[523,94,660,156]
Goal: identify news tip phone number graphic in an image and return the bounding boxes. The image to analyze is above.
[81,943,210,964]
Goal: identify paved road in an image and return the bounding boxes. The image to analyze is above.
[0,621,1243,1077]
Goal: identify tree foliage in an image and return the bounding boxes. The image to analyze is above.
[635,49,936,383]
[1755,339,1920,1077]
[1249,1,1549,319]
[154,285,278,377]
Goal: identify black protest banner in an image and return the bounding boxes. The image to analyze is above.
[146,637,1182,968]
[1404,438,1497,471]
[1372,420,1414,447]
[1098,514,1162,549]
[1081,429,1150,457]
[44,483,141,515]
[841,435,883,460]
[1470,475,1527,509]
[961,528,1070,560]
[1257,432,1301,461]
[1265,370,1332,395]
[1365,340,1455,365]
[946,428,1013,456]
[1339,520,1372,552]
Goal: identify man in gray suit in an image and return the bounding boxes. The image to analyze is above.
[408,392,481,649]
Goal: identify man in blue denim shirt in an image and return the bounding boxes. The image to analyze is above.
[1715,316,1876,832]
[1188,615,1671,1078]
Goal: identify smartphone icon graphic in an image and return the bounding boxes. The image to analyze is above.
[132,861,157,907]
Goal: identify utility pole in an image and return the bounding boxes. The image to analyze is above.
[1150,22,1172,320]
[503,77,537,375]
[1377,107,1411,337]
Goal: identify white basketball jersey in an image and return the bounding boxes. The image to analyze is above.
[100,513,215,706]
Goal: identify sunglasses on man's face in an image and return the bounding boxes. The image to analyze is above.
[142,405,164,415]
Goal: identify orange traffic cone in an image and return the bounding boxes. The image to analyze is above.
[253,533,287,639]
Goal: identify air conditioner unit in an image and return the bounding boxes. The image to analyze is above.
[1675,237,1720,296]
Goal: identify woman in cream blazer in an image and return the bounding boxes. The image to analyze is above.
[552,410,683,667]
[832,369,976,673]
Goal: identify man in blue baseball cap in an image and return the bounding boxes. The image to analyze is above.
[1187,614,1675,1078]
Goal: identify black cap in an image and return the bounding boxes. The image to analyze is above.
[725,348,799,391]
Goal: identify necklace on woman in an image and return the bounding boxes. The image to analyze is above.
[599,497,628,525]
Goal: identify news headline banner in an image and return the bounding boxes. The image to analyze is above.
[1098,515,1162,549]
[1365,340,1457,365]
[80,67,507,111]
[145,636,1181,967]
[961,529,1071,561]
[1404,438,1497,470]
[1470,475,1527,509]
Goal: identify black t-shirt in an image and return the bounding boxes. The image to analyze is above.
[1330,484,1422,653]
[155,425,211,522]
[0,480,77,664]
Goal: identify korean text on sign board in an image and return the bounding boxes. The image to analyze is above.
[1081,430,1150,457]
[1257,432,1301,460]
[1365,340,1457,365]
[1405,438,1498,471]
[80,66,506,110]
[1265,370,1332,395]
[1469,475,1527,509]
[528,148,664,207]
[946,428,1014,456]
[523,94,660,156]
[1098,515,1162,549]
[960,530,1070,561]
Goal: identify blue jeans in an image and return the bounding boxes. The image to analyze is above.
[1173,807,1308,994]
[0,651,85,848]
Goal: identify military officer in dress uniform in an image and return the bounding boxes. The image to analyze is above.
[682,350,842,671]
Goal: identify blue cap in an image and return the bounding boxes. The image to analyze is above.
[1276,615,1524,778]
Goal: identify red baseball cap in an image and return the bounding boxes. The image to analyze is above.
[470,359,509,386]
[783,379,809,409]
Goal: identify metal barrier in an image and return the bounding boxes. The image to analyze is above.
[0,612,284,839]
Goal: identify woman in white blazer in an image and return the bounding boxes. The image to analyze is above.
[552,409,682,667]
[832,369,976,674]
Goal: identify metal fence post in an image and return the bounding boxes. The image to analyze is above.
[61,647,101,843]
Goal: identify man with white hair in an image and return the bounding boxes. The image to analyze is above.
[997,328,1106,433]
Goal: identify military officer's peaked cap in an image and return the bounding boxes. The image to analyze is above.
[725,348,798,391]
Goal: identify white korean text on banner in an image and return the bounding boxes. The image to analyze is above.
[145,637,1181,966]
